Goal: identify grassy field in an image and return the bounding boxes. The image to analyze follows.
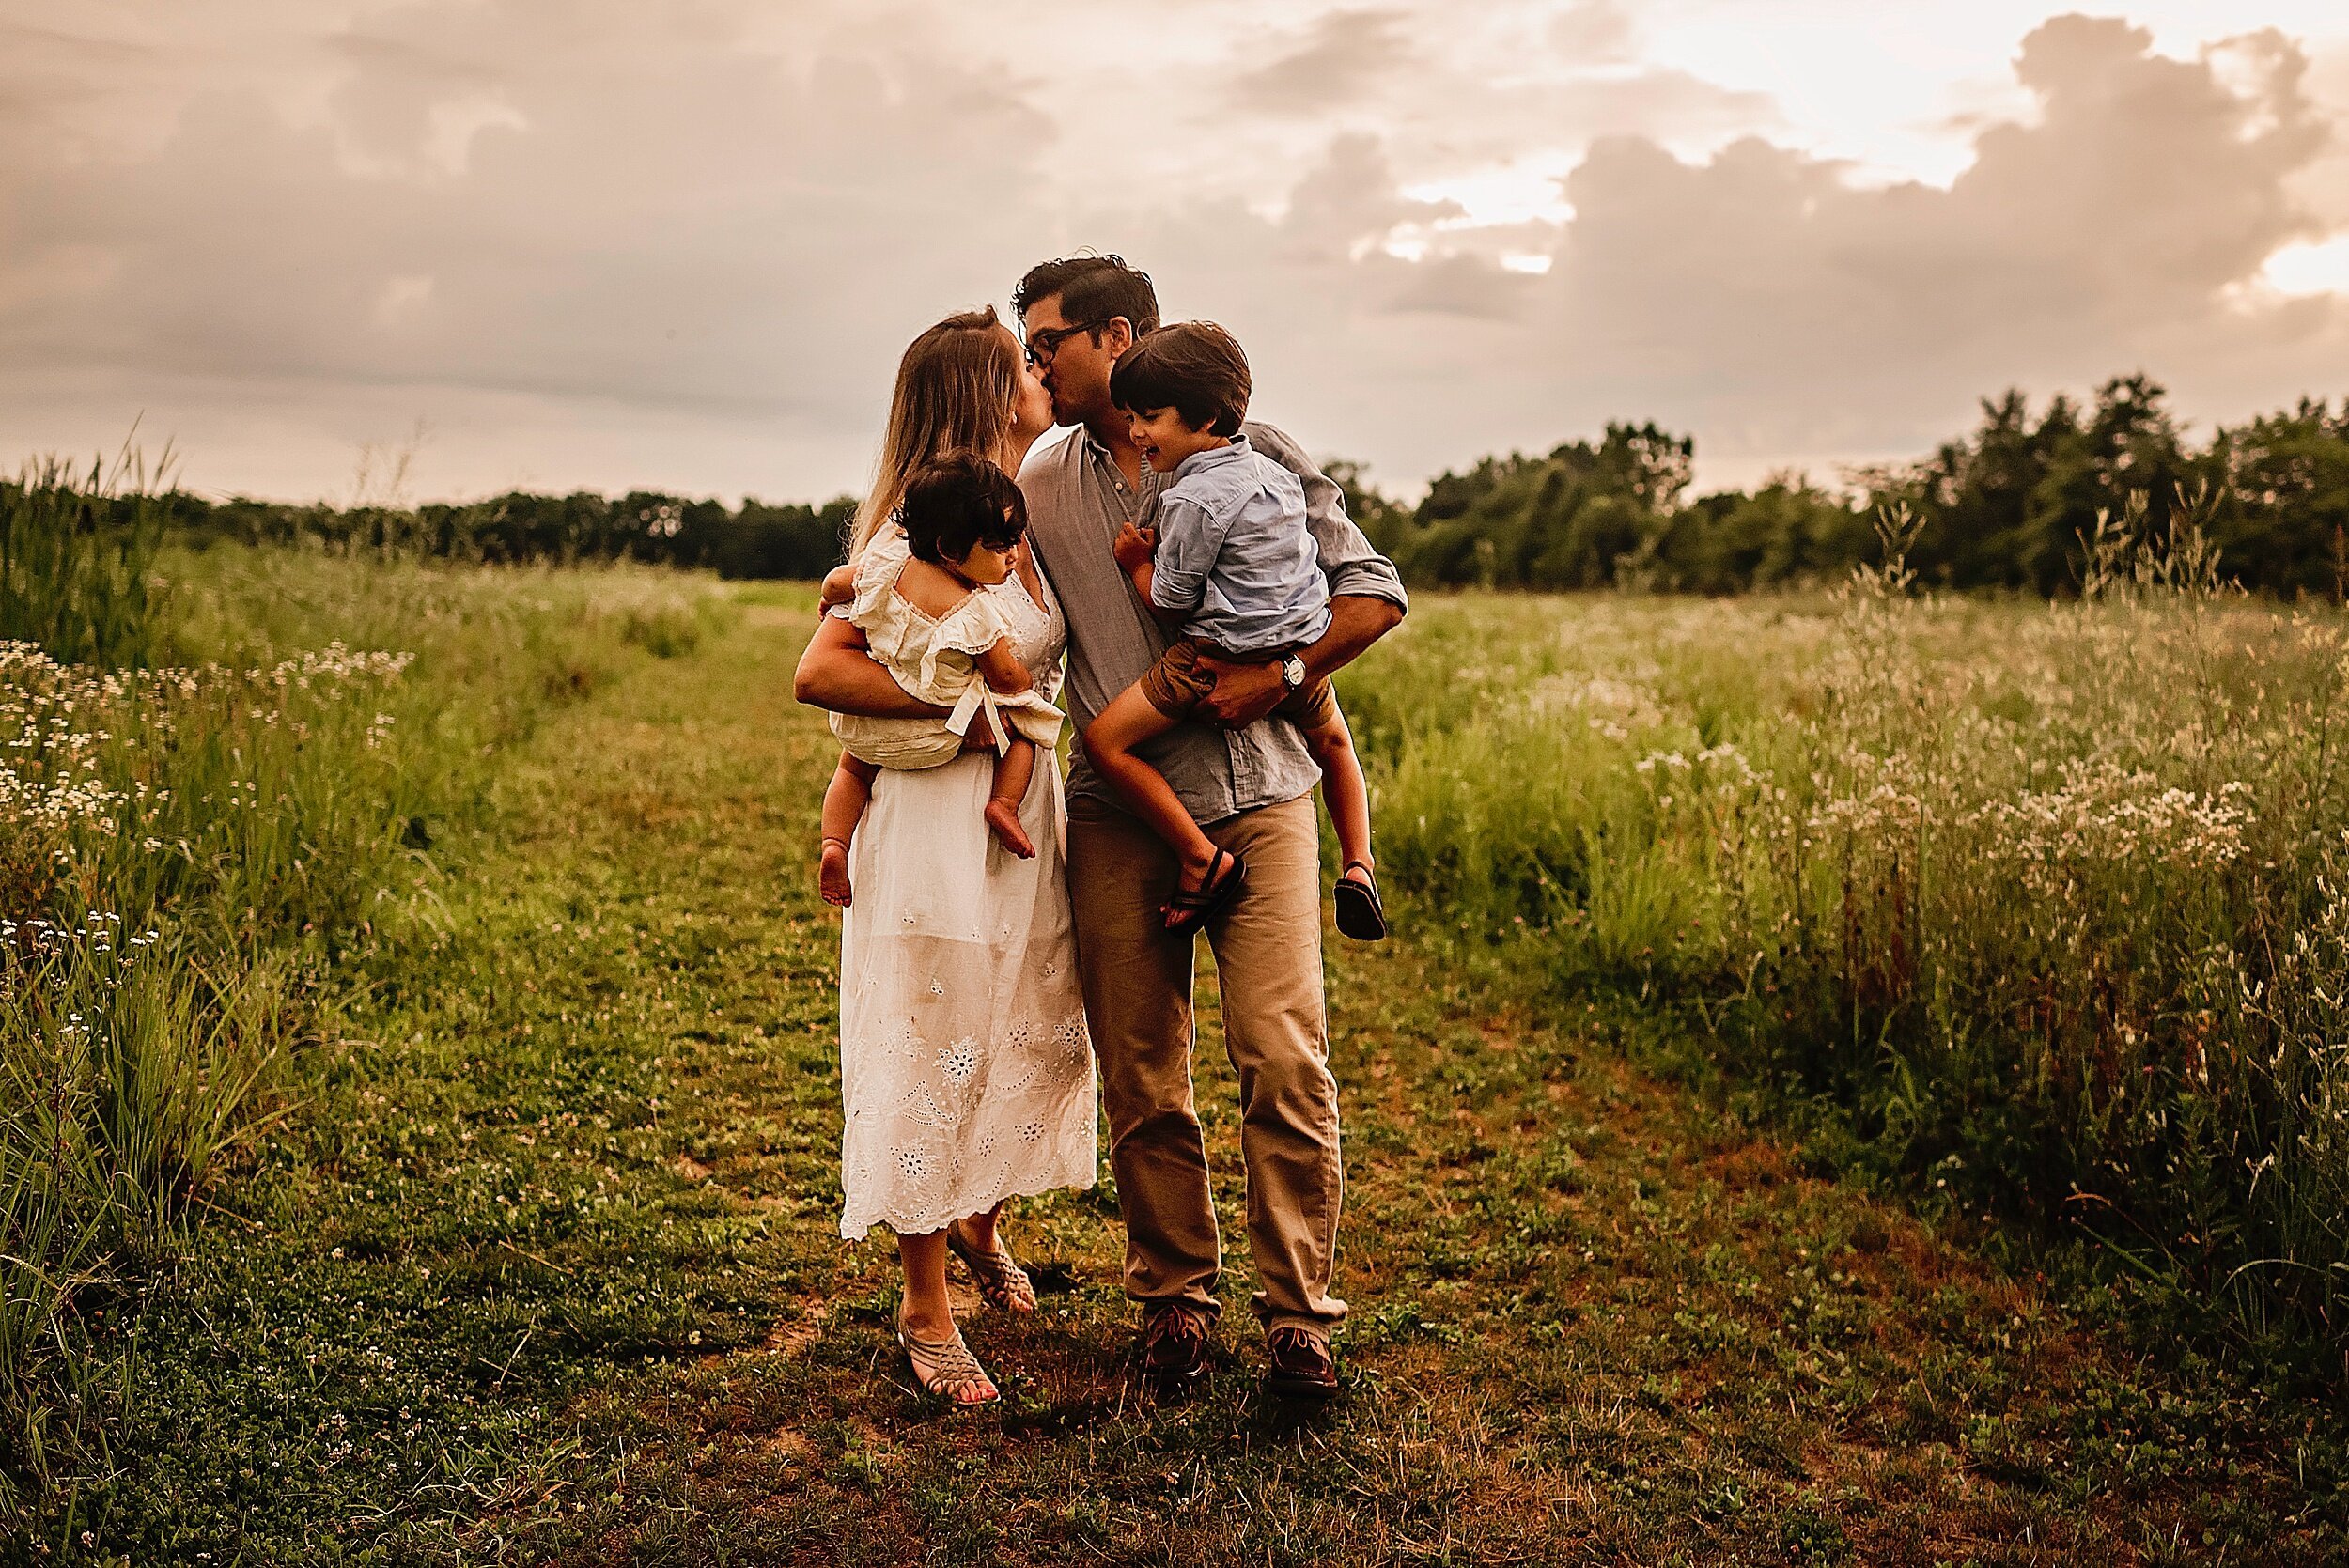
[1352,558,2349,1355]
[20,571,2348,1563]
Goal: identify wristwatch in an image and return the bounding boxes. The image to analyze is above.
[1279,654,1307,691]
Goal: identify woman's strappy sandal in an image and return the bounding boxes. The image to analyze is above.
[895,1301,999,1407]
[948,1217,1037,1313]
[1334,860,1388,941]
[1163,847,1247,937]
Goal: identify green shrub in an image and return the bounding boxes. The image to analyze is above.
[0,455,169,668]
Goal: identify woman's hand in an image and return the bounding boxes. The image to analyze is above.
[1112,523,1158,575]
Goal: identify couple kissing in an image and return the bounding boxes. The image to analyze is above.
[793,253,1408,1408]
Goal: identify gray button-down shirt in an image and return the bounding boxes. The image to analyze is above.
[1019,418,1409,826]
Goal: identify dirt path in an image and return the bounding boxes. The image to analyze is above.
[106,585,2343,1564]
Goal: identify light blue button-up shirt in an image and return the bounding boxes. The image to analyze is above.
[1150,435,1333,657]
[1020,419,1409,826]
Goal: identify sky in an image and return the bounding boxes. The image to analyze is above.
[4,0,2347,505]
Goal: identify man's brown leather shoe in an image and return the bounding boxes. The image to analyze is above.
[1264,1326,1339,1401]
[1139,1302,1214,1387]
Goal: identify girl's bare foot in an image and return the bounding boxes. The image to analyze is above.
[819,837,853,906]
[984,800,1035,859]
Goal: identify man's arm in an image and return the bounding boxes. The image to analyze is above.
[1193,595,1402,726]
[1251,420,1411,610]
[1194,422,1409,727]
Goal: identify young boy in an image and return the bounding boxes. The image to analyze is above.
[1081,321,1386,939]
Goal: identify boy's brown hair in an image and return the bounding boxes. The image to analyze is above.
[1109,321,1251,438]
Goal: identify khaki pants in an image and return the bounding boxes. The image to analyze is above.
[1066,791,1346,1335]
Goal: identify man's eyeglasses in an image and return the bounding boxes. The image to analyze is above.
[1022,318,1109,369]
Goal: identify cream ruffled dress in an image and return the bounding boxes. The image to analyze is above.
[830,526,1097,1240]
[829,527,1064,769]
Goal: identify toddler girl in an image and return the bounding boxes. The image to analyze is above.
[817,455,1064,906]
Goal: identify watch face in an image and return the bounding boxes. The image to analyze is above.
[1283,656,1306,688]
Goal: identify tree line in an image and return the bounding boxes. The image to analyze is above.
[1341,376,2349,598]
[22,374,2347,596]
[156,488,862,582]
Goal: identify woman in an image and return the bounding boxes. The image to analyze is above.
[797,307,1094,1407]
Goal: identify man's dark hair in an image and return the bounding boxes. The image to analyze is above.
[1108,321,1250,438]
[1012,255,1160,343]
[897,454,1028,566]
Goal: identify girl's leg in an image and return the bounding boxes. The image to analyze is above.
[819,753,879,907]
[1083,688,1222,890]
[1299,706,1374,884]
[983,738,1037,859]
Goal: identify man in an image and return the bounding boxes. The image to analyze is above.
[797,256,1405,1401]
[1011,256,1406,1401]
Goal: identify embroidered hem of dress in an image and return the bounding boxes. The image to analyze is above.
[839,1163,1098,1242]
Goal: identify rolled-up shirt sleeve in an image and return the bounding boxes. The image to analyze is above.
[1148,492,1221,615]
[1246,421,1410,613]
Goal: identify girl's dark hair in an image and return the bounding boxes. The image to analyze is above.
[1108,321,1250,438]
[898,454,1028,566]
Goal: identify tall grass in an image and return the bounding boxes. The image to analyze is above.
[1347,507,2349,1353]
[0,454,171,668]
[0,458,729,1512]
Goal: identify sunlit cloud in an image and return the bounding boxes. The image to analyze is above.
[2263,234,2349,296]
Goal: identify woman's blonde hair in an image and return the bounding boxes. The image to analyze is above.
[850,306,1023,558]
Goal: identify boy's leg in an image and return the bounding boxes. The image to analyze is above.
[1202,795,1346,1338]
[1065,795,1222,1321]
[1083,688,1223,891]
[1296,699,1373,882]
[818,753,878,907]
[984,737,1037,859]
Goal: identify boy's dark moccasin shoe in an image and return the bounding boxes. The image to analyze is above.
[1264,1327,1339,1401]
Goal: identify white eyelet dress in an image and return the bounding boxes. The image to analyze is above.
[835,537,1097,1240]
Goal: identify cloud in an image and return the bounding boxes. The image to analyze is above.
[0,2,2345,504]
[1539,16,2342,427]
[1548,1,1639,67]
[1227,9,1412,115]
[1073,12,2349,488]
[1,0,1059,493]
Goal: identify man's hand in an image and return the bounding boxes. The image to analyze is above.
[1190,597,1404,729]
[1194,653,1288,728]
[1112,523,1158,575]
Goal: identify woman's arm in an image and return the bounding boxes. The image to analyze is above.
[793,615,946,719]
